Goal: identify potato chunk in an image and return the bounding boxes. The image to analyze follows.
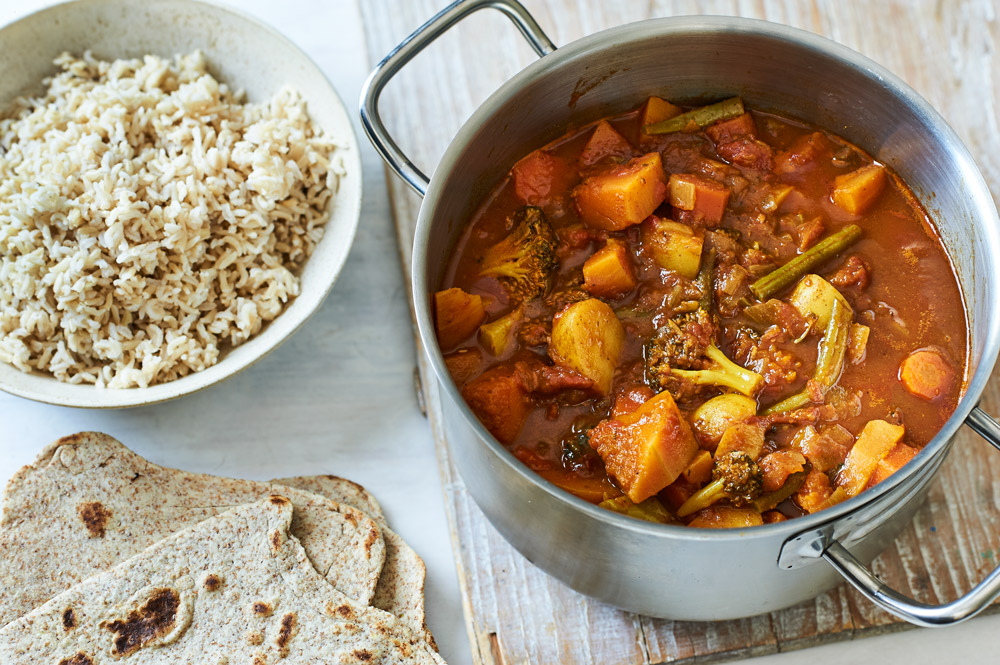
[690,394,758,449]
[588,390,699,502]
[583,239,637,298]
[572,152,668,230]
[836,420,905,497]
[787,274,852,329]
[434,287,486,349]
[642,217,704,279]
[549,298,625,395]
[832,164,886,215]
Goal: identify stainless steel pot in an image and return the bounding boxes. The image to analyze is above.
[362,0,1000,624]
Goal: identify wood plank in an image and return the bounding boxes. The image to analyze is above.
[361,1,1000,663]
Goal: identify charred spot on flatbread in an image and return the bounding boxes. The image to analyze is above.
[102,587,180,657]
[57,653,93,665]
[352,649,373,662]
[275,612,296,655]
[203,574,222,591]
[77,502,111,538]
[62,608,77,630]
[252,602,272,617]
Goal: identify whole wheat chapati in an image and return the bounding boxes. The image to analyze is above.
[0,496,444,664]
[275,475,434,647]
[0,432,386,628]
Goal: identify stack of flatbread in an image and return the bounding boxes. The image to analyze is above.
[0,432,444,664]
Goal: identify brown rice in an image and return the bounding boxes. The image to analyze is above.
[0,51,341,388]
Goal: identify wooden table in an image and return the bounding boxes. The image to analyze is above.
[1,2,999,665]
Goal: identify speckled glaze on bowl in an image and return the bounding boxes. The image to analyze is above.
[0,0,362,408]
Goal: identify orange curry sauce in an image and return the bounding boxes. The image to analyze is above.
[435,98,967,527]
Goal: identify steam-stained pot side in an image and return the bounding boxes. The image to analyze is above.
[433,97,967,528]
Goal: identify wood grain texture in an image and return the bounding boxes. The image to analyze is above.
[360,1,1000,663]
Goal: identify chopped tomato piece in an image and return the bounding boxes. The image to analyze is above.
[572,152,668,231]
[774,131,834,175]
[759,450,807,493]
[706,112,758,144]
[434,287,486,349]
[511,149,572,206]
[580,120,632,166]
[791,425,852,474]
[583,239,637,298]
[461,366,531,445]
[832,164,886,215]
[668,173,730,225]
[716,138,775,171]
[795,468,834,514]
[899,349,955,401]
[513,446,554,472]
[537,467,617,503]
[611,384,654,417]
[588,390,699,503]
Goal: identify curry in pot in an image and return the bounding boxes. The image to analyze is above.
[433,96,967,528]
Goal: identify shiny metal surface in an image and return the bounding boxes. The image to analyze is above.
[359,0,554,197]
[374,10,1000,620]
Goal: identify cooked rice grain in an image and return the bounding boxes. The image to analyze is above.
[0,51,342,388]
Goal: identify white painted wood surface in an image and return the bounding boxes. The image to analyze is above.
[1,2,1000,665]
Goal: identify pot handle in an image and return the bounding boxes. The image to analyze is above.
[821,405,1000,627]
[359,0,556,198]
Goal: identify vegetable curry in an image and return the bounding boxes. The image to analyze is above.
[434,96,967,528]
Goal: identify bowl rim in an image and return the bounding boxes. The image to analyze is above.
[0,0,364,408]
[411,15,1000,542]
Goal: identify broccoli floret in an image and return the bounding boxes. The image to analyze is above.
[677,451,763,517]
[645,309,763,398]
[478,206,558,302]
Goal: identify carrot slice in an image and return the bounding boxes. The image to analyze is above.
[899,349,956,401]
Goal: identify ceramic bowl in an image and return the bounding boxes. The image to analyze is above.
[0,0,362,407]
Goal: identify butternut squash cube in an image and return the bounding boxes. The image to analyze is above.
[642,217,704,279]
[836,420,905,497]
[641,96,683,128]
[461,365,530,445]
[572,152,668,231]
[580,120,632,166]
[583,239,637,298]
[668,173,730,224]
[832,164,886,215]
[588,390,699,503]
[434,287,486,349]
[549,298,625,395]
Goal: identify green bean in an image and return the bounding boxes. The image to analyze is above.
[644,97,745,135]
[761,298,852,415]
[750,224,863,301]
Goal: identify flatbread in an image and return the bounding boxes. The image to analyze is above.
[0,496,444,664]
[275,476,434,648]
[0,432,386,628]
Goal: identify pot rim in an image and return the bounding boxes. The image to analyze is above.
[412,15,1000,543]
